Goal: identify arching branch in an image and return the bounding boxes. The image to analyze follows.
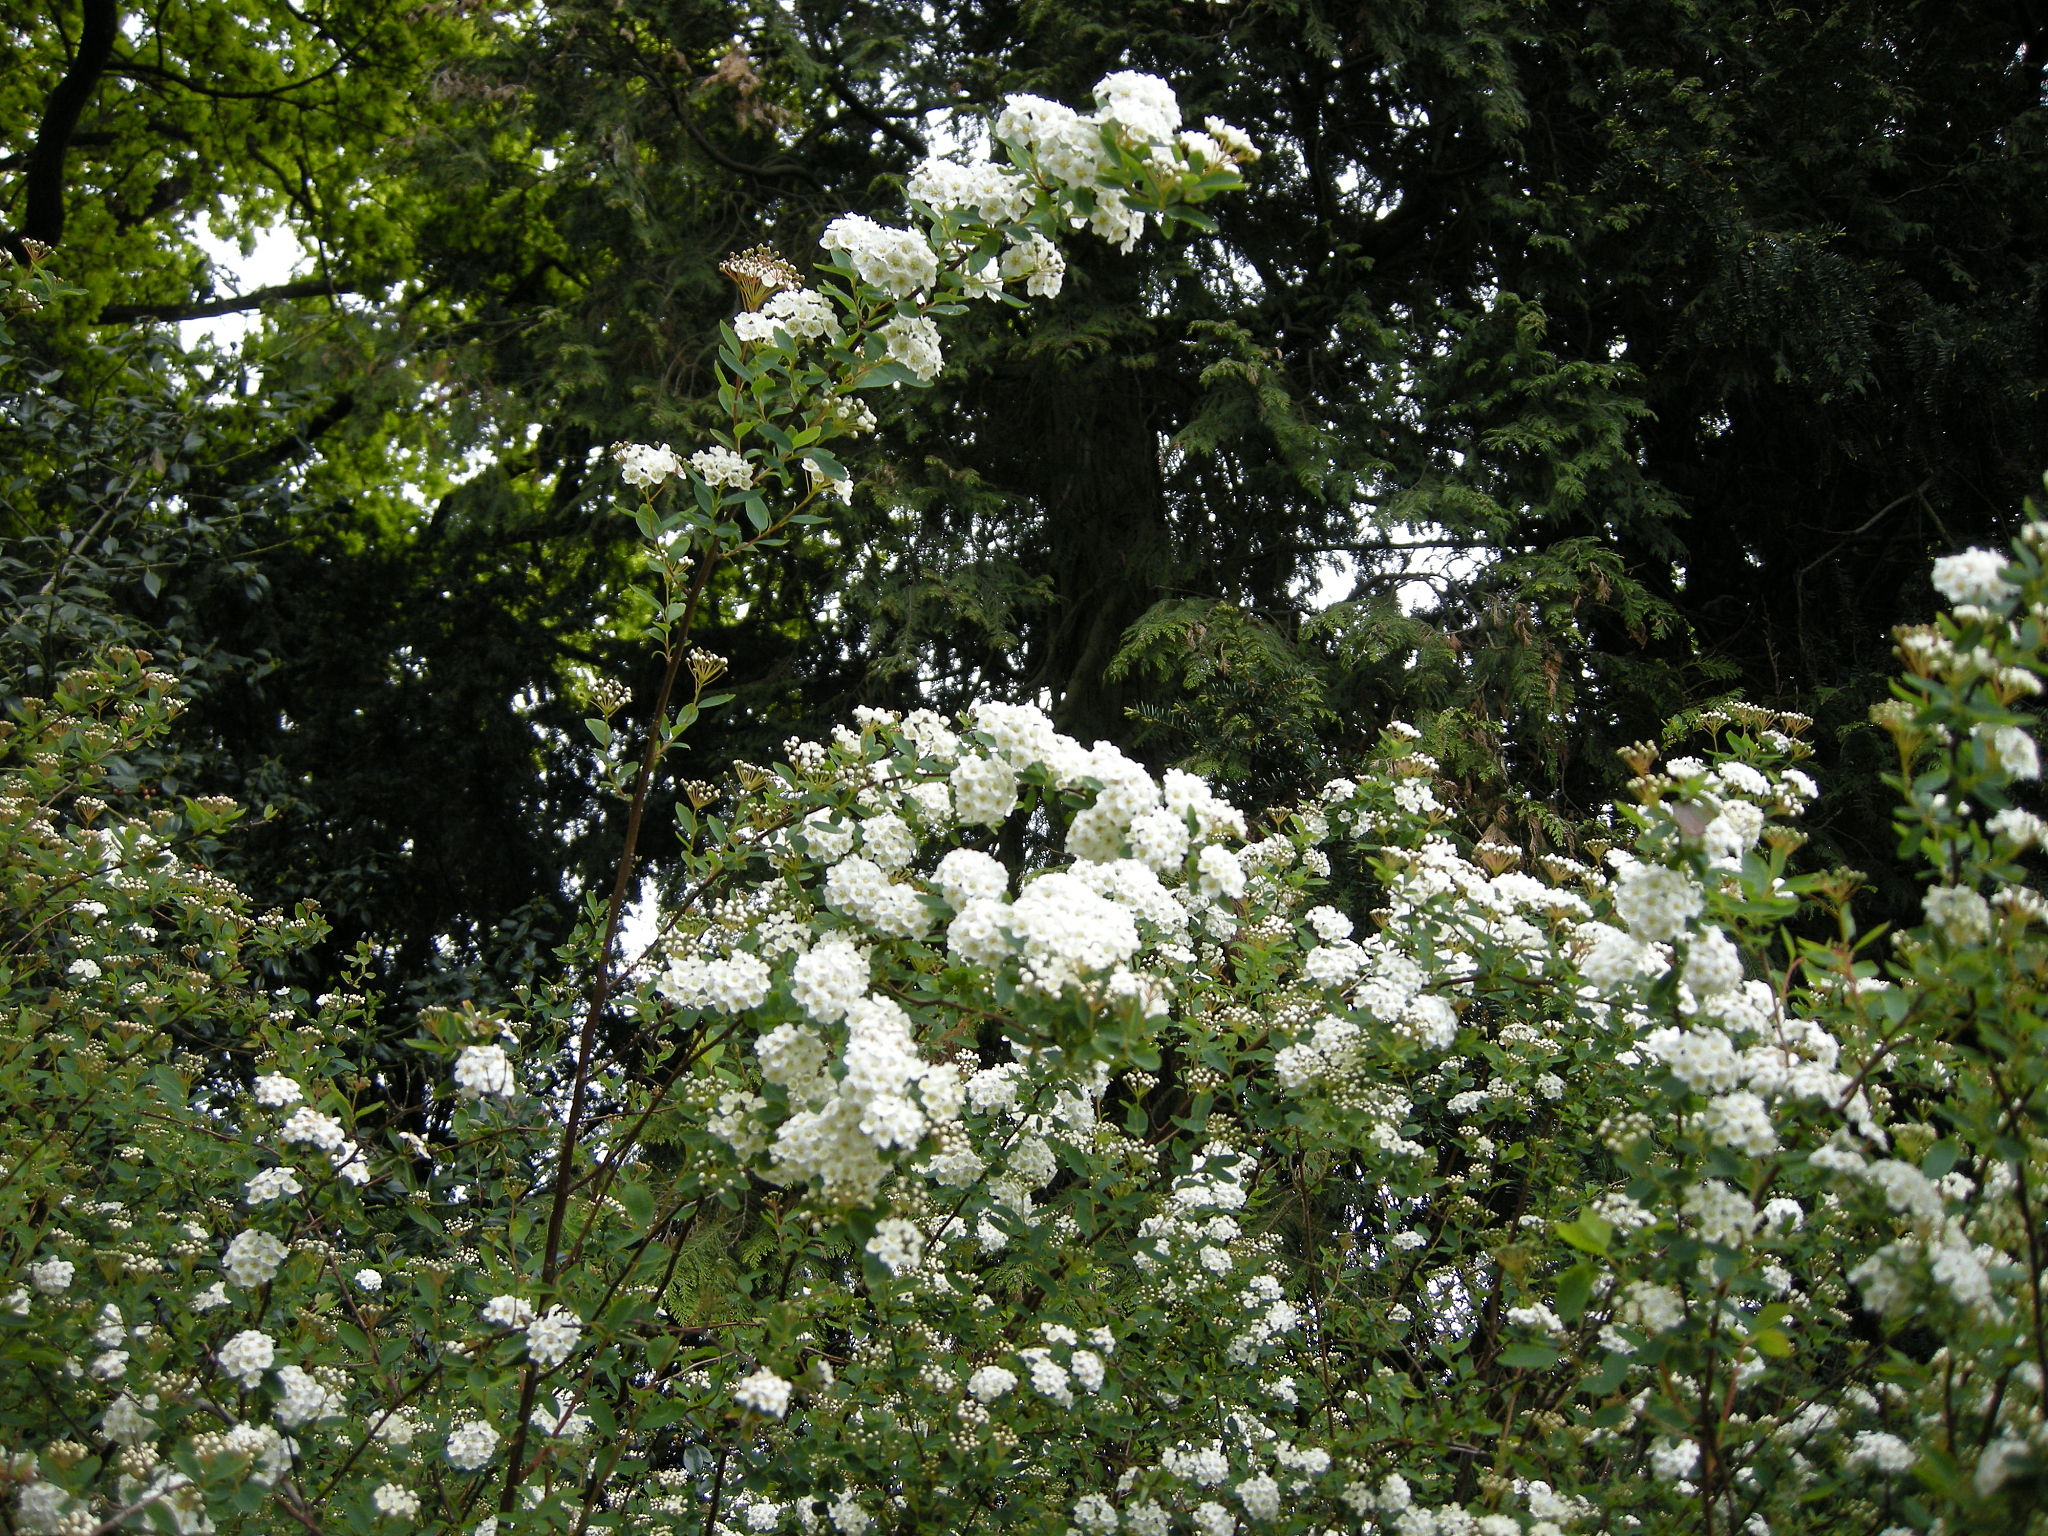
[6,0,121,262]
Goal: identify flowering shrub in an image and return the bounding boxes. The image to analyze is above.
[6,69,2048,1536]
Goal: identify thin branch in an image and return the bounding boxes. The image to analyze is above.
[108,55,349,102]
[96,279,358,324]
[828,75,926,156]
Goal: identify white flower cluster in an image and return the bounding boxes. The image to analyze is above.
[735,286,842,347]
[733,1366,793,1419]
[656,950,773,1014]
[906,160,1034,224]
[1931,547,2017,606]
[445,1419,499,1470]
[821,215,939,299]
[982,74,1254,253]
[612,441,682,489]
[690,445,755,491]
[454,1043,516,1100]
[878,315,943,383]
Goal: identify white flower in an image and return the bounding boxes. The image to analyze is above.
[525,1307,582,1368]
[1235,1474,1280,1522]
[1197,844,1246,901]
[1639,1026,1743,1094]
[28,1257,73,1294]
[612,441,683,488]
[951,753,1020,826]
[801,457,853,504]
[1006,871,1142,994]
[1072,1494,1119,1534]
[1613,861,1704,943]
[733,1367,794,1418]
[966,1364,1018,1402]
[756,1023,831,1099]
[999,231,1066,297]
[1683,1179,1760,1249]
[661,950,777,1013]
[879,315,944,382]
[252,1073,304,1107]
[278,1106,348,1151]
[66,957,101,981]
[1682,925,1744,995]
[244,1166,303,1205]
[1019,1348,1075,1407]
[1931,547,2016,606]
[1648,1436,1700,1482]
[858,811,918,870]
[1192,1501,1236,1536]
[217,1329,275,1388]
[1203,117,1260,162]
[273,1364,346,1427]
[1845,1431,1915,1475]
[481,1295,535,1329]
[1128,804,1191,871]
[690,445,755,490]
[1924,884,1992,947]
[935,847,1009,909]
[189,1282,230,1313]
[821,215,939,298]
[864,1217,925,1275]
[1094,70,1181,144]
[1980,723,2041,781]
[1070,1348,1106,1393]
[222,1229,289,1287]
[372,1484,422,1521]
[828,1493,872,1536]
[1303,905,1353,943]
[15,1483,78,1536]
[1165,1445,1232,1486]
[1989,806,2048,847]
[353,1268,383,1292]
[453,1044,517,1101]
[1614,1280,1684,1336]
[532,1390,592,1440]
[445,1420,500,1470]
[89,1349,128,1380]
[1702,1090,1778,1157]
[103,1393,158,1445]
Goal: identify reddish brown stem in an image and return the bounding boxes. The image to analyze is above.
[500,548,717,1515]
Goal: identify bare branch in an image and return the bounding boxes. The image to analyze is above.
[95,279,358,324]
[829,75,927,157]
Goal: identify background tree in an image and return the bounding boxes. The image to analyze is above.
[6,0,2044,1003]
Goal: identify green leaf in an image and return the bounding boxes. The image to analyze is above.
[1499,1343,1560,1370]
[584,717,613,747]
[1554,1263,1594,1323]
[1750,1326,1795,1358]
[619,1181,655,1228]
[1582,1353,1631,1395]
[1554,1214,1612,1256]
[802,447,847,481]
